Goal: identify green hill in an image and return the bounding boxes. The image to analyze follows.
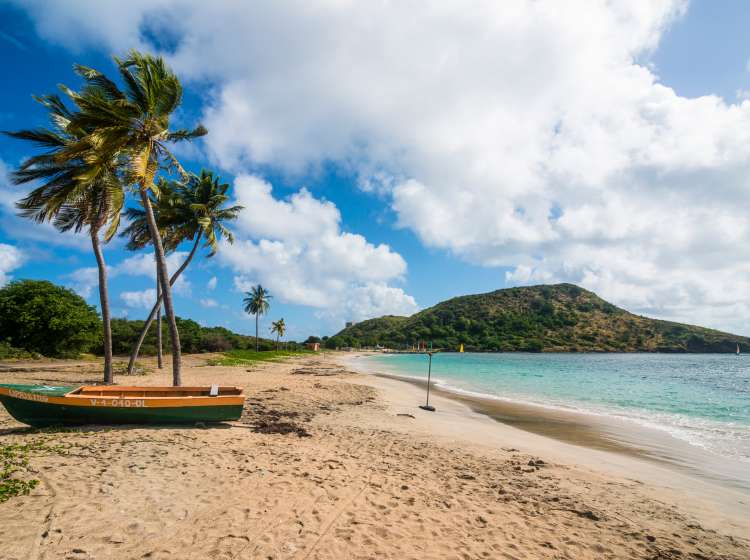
[327,283,749,353]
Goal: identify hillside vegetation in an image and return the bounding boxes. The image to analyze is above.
[328,284,749,353]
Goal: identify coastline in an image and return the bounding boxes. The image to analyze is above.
[1,352,748,558]
[339,352,750,527]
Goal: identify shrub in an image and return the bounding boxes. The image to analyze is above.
[0,280,101,357]
[0,341,41,360]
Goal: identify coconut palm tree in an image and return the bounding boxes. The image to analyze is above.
[271,318,286,350]
[121,178,177,371]
[121,170,242,373]
[243,285,272,352]
[63,51,207,385]
[155,264,163,369]
[4,93,123,383]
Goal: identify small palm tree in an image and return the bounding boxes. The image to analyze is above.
[63,51,207,385]
[121,170,242,373]
[271,318,286,350]
[4,92,123,383]
[243,285,272,352]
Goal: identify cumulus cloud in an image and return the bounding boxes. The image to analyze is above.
[114,252,192,296]
[66,266,99,298]
[319,283,423,324]
[0,243,23,285]
[206,276,217,291]
[222,175,417,321]
[199,297,218,308]
[16,0,750,331]
[121,288,157,309]
[0,160,90,250]
[68,251,191,301]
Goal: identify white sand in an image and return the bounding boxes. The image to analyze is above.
[0,353,747,559]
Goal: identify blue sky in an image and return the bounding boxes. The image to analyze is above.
[2,1,750,339]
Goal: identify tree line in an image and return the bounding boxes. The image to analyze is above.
[0,279,300,360]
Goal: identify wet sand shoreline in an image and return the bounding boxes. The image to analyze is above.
[342,353,750,493]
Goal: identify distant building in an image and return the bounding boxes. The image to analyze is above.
[345,321,355,328]
[306,342,320,352]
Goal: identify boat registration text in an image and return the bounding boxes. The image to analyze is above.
[89,399,144,408]
[8,389,49,403]
[89,398,146,408]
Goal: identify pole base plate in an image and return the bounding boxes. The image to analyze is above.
[419,405,436,412]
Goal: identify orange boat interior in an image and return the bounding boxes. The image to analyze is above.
[69,386,244,398]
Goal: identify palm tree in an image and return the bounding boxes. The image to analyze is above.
[121,170,242,373]
[121,178,177,371]
[155,262,163,369]
[4,92,123,384]
[63,51,207,385]
[271,318,286,350]
[243,285,272,352]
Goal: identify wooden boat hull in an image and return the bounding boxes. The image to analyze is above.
[0,384,245,427]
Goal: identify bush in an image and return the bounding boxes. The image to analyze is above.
[0,341,41,360]
[0,280,101,357]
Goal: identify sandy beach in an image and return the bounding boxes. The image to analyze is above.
[1,352,749,560]
[346,354,750,494]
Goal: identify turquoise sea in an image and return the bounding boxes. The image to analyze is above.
[359,353,750,465]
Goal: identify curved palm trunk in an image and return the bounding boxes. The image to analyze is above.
[255,313,259,352]
[127,231,202,375]
[91,228,113,384]
[155,259,163,369]
[140,187,181,386]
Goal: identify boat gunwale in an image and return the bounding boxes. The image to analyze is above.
[66,385,245,400]
[0,385,246,408]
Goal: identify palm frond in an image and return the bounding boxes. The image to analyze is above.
[2,128,67,148]
[167,125,208,142]
[74,64,126,101]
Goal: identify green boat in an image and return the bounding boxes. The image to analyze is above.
[0,384,245,427]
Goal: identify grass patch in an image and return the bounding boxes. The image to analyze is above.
[208,349,314,367]
[32,426,85,434]
[0,441,64,503]
[77,353,99,361]
[113,361,152,376]
[0,341,42,360]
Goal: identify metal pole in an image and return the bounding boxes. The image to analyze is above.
[420,351,436,412]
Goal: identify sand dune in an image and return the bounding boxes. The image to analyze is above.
[0,353,748,559]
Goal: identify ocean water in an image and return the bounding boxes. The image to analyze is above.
[360,352,750,465]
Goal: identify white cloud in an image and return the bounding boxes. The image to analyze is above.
[66,266,98,298]
[68,251,191,300]
[126,252,190,296]
[16,1,750,332]
[121,288,157,309]
[222,175,417,322]
[206,276,217,291]
[199,297,218,308]
[0,160,90,250]
[114,251,188,280]
[10,0,159,52]
[323,283,422,323]
[0,243,23,285]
